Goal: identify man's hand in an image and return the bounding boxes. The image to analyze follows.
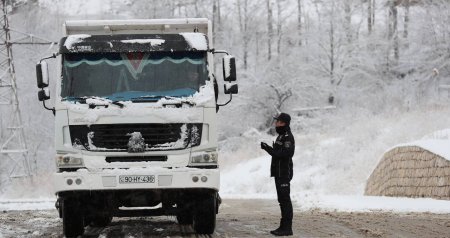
[260,142,270,151]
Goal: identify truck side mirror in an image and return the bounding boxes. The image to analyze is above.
[222,55,236,82]
[224,83,238,94]
[38,88,50,101]
[36,61,49,88]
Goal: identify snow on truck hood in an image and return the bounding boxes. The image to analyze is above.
[61,82,214,125]
[60,33,209,53]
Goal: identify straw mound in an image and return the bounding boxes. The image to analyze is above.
[365,146,450,200]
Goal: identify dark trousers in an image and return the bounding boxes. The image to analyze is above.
[275,177,293,222]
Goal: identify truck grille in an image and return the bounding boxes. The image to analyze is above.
[105,156,167,163]
[69,123,202,152]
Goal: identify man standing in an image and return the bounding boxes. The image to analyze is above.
[261,113,295,236]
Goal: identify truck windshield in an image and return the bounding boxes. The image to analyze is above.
[61,52,207,101]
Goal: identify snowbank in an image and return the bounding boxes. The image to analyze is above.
[3,195,450,213]
[295,195,450,213]
[221,193,450,213]
[0,199,55,211]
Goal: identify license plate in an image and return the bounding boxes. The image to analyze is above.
[119,175,155,184]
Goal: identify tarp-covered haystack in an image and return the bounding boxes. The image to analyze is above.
[365,139,450,200]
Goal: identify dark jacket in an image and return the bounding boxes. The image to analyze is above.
[266,126,295,179]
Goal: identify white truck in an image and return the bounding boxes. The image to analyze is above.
[35,18,238,237]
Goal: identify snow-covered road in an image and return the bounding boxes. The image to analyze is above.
[1,199,450,238]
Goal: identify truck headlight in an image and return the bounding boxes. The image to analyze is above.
[56,155,84,168]
[189,151,218,166]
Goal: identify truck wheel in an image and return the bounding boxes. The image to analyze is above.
[90,215,112,227]
[177,211,193,225]
[193,193,216,234]
[62,198,84,238]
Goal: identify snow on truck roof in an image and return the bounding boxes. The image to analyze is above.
[64,18,210,35]
[61,19,210,53]
[59,33,209,53]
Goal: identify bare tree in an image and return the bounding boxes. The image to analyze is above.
[388,0,399,62]
[267,0,273,61]
[297,0,302,46]
[344,0,352,43]
[237,0,250,69]
[368,0,373,33]
[403,0,410,39]
[276,0,282,55]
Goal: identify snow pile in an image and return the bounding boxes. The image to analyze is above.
[64,34,91,50]
[294,195,450,213]
[121,39,165,46]
[0,199,55,211]
[179,33,208,51]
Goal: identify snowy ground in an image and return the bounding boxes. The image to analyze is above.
[1,199,450,238]
[2,195,450,214]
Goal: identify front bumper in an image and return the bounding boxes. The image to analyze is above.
[54,167,219,193]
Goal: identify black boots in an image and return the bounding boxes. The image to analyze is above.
[270,219,293,236]
[270,219,282,234]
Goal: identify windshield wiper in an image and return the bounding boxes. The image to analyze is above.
[130,95,168,102]
[63,96,125,108]
[63,96,87,103]
[111,101,125,108]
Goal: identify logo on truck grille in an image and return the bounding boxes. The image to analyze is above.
[127,132,146,153]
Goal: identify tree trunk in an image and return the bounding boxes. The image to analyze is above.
[388,1,399,62]
[297,0,302,46]
[267,0,273,61]
[213,0,217,42]
[237,0,249,70]
[217,0,221,26]
[368,0,372,34]
[194,0,199,17]
[403,1,410,39]
[330,17,335,85]
[237,0,243,32]
[393,5,399,61]
[243,0,249,70]
[276,0,282,55]
[372,0,376,31]
[344,1,352,43]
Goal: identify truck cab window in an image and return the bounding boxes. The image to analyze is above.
[61,52,207,101]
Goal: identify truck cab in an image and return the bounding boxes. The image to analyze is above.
[35,18,237,237]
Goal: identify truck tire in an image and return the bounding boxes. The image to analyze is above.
[177,211,193,225]
[176,202,193,225]
[90,215,112,227]
[62,198,84,238]
[193,193,216,234]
